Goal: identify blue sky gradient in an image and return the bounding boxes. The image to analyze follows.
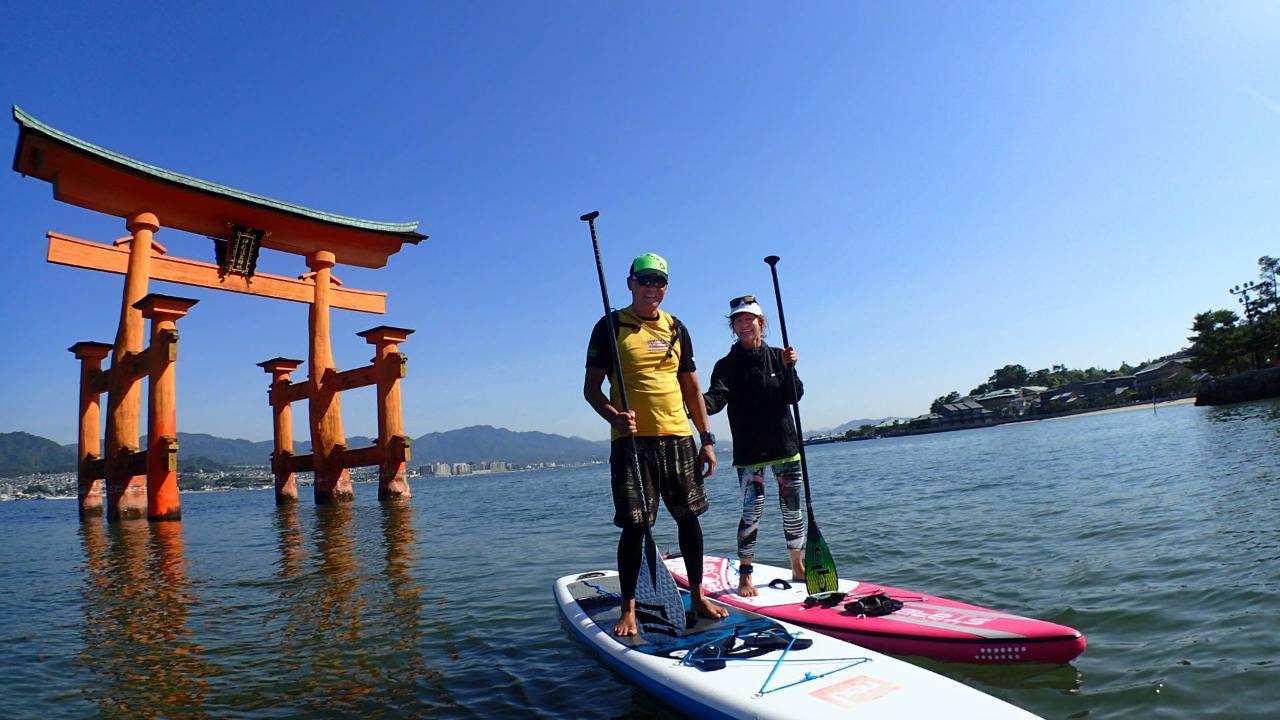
[2,2,1278,443]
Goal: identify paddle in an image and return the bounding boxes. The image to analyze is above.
[581,210,686,640]
[764,255,839,594]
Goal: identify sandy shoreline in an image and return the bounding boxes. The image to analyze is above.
[1016,396,1196,424]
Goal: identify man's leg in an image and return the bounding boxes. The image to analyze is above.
[678,515,728,619]
[615,525,644,636]
[610,437,651,637]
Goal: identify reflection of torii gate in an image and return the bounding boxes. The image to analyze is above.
[12,107,426,521]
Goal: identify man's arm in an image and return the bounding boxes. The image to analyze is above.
[702,359,729,415]
[585,367,636,435]
[678,371,717,479]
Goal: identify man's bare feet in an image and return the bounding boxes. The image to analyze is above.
[690,587,729,619]
[614,600,638,636]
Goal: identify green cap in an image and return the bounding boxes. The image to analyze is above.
[629,252,669,278]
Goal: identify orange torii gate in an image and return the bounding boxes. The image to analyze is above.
[12,106,426,520]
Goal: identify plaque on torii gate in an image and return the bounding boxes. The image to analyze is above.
[12,106,426,519]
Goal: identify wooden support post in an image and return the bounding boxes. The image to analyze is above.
[105,212,158,521]
[69,341,112,520]
[358,326,415,501]
[306,250,352,504]
[259,357,304,505]
[135,294,198,521]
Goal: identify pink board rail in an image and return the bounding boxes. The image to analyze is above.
[665,555,1086,665]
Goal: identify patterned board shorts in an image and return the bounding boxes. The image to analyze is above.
[610,435,709,529]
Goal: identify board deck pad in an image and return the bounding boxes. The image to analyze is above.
[566,572,794,651]
[664,555,1086,664]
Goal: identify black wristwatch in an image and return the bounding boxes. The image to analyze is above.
[699,431,716,446]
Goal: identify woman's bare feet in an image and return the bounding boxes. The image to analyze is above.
[789,549,807,582]
[737,560,758,596]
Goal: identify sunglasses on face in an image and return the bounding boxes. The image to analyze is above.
[633,273,668,288]
[729,295,756,309]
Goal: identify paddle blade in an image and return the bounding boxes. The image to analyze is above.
[804,526,839,595]
[634,533,687,641]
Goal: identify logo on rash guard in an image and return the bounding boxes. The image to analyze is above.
[647,339,670,352]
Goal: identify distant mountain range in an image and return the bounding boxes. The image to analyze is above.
[807,418,885,437]
[0,426,608,478]
[5,412,905,477]
[0,432,76,476]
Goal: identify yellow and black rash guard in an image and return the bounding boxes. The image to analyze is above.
[586,308,696,440]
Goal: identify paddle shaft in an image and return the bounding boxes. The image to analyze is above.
[763,256,818,523]
[582,211,663,589]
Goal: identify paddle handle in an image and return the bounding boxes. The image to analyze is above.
[764,255,816,520]
[584,212,642,457]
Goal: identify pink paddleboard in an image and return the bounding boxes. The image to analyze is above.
[665,555,1086,664]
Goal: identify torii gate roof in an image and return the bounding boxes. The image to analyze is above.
[12,106,425,268]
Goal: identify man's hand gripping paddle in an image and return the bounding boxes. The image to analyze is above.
[582,211,686,640]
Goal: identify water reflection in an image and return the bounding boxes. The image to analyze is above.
[1203,397,1280,424]
[913,655,1084,693]
[78,520,212,718]
[273,503,306,580]
[267,502,451,713]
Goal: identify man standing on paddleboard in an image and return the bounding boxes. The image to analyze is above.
[703,295,806,596]
[584,252,729,636]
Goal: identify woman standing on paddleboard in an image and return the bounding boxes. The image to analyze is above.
[703,295,806,597]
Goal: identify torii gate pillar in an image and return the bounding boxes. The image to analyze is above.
[104,212,158,521]
[307,250,352,504]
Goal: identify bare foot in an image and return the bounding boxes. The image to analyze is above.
[691,591,729,620]
[737,576,758,597]
[614,601,638,637]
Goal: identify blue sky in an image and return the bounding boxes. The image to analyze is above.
[2,2,1278,444]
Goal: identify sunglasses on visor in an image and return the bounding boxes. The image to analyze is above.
[729,295,756,309]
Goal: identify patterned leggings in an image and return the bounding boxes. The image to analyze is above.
[737,460,806,559]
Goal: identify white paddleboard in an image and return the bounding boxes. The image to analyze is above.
[555,570,1043,719]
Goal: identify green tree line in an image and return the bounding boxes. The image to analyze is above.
[1186,256,1280,376]
[928,363,1137,414]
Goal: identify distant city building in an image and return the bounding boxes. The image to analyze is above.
[937,399,993,424]
[973,388,1020,414]
[1133,359,1191,391]
[452,463,472,475]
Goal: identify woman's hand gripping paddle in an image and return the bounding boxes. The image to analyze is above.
[764,255,839,595]
[582,211,686,641]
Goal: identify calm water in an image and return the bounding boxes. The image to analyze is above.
[1,400,1278,719]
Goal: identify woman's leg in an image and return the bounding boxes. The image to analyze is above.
[737,466,766,596]
[774,461,807,581]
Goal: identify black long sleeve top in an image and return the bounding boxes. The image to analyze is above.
[702,341,804,467]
